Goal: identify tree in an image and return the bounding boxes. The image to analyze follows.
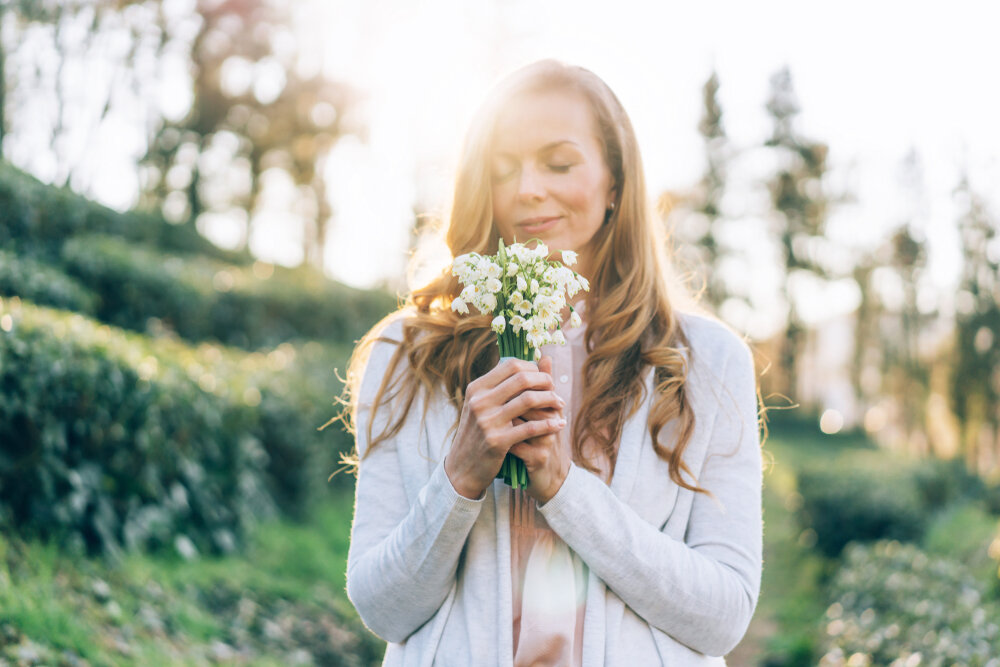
[139,0,361,268]
[763,65,837,404]
[951,172,1000,473]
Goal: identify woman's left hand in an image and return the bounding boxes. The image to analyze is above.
[509,355,572,505]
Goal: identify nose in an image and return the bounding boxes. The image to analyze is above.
[516,164,546,202]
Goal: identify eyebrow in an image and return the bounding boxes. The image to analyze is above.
[494,140,581,158]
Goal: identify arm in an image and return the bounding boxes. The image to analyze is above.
[345,329,487,644]
[538,342,763,656]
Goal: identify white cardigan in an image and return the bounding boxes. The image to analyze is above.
[346,310,763,666]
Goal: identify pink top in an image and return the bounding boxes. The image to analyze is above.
[510,302,612,667]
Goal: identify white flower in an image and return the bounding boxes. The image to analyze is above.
[534,242,549,258]
[477,292,497,313]
[510,315,526,333]
[482,259,503,280]
[509,291,523,306]
[551,329,566,345]
[529,279,539,295]
[451,297,469,314]
[533,347,542,361]
[578,275,590,292]
[565,276,581,298]
[515,299,533,316]
[506,262,519,277]
[460,284,478,301]
[484,277,502,294]
[516,275,528,292]
[570,310,582,327]
[491,315,506,334]
[561,250,578,266]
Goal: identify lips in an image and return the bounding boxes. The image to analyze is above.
[518,216,561,232]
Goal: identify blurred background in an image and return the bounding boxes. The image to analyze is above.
[0,0,998,665]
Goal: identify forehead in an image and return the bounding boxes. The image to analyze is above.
[490,90,602,156]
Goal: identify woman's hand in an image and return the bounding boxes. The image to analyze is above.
[445,358,566,500]
[508,356,572,505]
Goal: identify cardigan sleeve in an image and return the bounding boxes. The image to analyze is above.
[537,336,763,656]
[345,320,487,644]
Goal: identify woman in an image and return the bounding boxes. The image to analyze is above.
[343,59,763,666]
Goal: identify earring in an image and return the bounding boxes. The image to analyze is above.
[607,201,616,213]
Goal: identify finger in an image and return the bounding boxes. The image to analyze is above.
[489,370,557,406]
[538,355,554,377]
[519,406,563,422]
[474,358,538,392]
[503,416,566,449]
[495,390,565,423]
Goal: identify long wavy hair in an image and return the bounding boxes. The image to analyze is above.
[339,59,708,495]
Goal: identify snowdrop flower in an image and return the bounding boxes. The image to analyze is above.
[534,242,549,258]
[509,315,526,333]
[516,275,528,292]
[509,291,523,306]
[451,297,469,314]
[506,262,519,277]
[482,259,503,280]
[477,292,497,313]
[529,279,540,295]
[578,275,590,292]
[460,284,478,301]
[551,330,566,345]
[570,310,582,327]
[484,277,502,294]
[561,250,577,266]
[491,315,506,334]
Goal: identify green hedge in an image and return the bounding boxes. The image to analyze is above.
[796,454,999,560]
[0,299,354,559]
[0,160,252,265]
[818,540,1000,665]
[58,234,396,349]
[797,467,926,558]
[0,249,97,314]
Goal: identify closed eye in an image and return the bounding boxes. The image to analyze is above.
[549,164,572,173]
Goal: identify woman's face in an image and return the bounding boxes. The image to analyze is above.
[489,90,616,276]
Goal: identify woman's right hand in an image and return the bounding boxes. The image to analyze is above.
[445,358,566,499]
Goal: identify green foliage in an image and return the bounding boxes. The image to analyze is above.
[796,466,925,559]
[0,299,354,558]
[0,249,97,313]
[0,160,252,265]
[912,456,987,509]
[818,540,1000,665]
[58,234,395,349]
[0,495,384,665]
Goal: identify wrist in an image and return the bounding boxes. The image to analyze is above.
[445,456,487,500]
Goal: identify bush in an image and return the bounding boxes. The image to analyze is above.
[0,160,252,265]
[0,250,97,314]
[0,299,354,558]
[797,467,926,558]
[818,540,1000,666]
[912,457,987,510]
[59,234,395,349]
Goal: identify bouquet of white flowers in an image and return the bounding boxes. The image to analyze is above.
[451,239,589,488]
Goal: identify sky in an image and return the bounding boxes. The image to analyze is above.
[304,0,1000,338]
[4,0,999,341]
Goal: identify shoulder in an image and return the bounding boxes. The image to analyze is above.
[356,308,418,401]
[675,309,752,371]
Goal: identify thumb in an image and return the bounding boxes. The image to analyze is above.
[538,354,553,376]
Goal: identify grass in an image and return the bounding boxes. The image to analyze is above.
[739,416,1000,666]
[0,489,384,666]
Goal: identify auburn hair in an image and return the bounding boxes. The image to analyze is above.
[339,59,708,495]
